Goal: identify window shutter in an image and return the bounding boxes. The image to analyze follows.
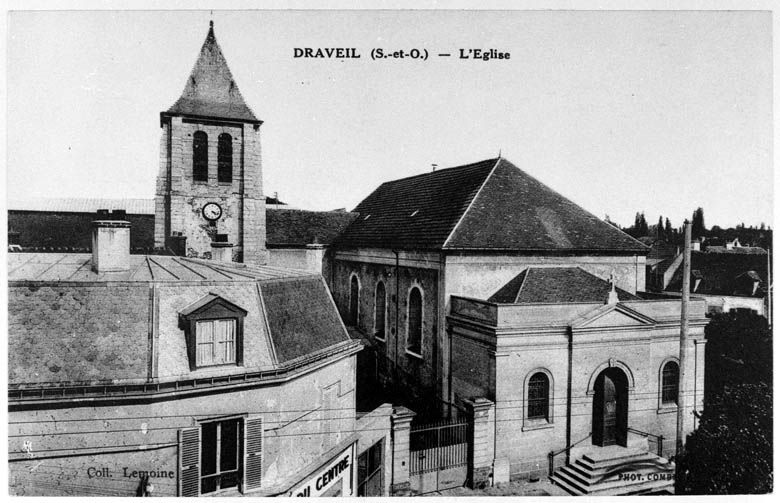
[179,427,200,497]
[243,418,263,492]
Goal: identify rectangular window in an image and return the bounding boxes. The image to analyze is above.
[201,418,242,494]
[196,319,236,366]
[358,440,383,496]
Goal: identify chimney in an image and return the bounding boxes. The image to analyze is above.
[92,211,131,273]
[210,234,234,263]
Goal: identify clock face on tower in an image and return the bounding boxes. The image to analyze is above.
[202,202,223,221]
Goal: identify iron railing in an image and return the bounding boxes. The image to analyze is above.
[548,433,592,476]
[627,427,665,457]
[409,419,470,475]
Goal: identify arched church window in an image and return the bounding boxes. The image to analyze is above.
[349,275,360,327]
[218,133,232,183]
[193,131,208,182]
[374,281,386,341]
[661,361,679,405]
[407,287,423,356]
[527,372,550,420]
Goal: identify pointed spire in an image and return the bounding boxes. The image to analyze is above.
[165,21,259,123]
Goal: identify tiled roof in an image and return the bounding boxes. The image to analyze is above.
[335,158,497,250]
[666,251,768,297]
[8,253,313,283]
[8,205,338,250]
[705,245,767,255]
[8,198,155,214]
[335,157,648,252]
[166,23,259,123]
[266,209,358,247]
[260,277,351,363]
[487,267,639,304]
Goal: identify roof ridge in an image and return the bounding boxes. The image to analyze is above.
[376,157,499,187]
[513,268,531,303]
[442,157,502,248]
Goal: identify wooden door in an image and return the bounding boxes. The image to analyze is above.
[592,368,628,447]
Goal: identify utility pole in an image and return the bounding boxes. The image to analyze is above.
[676,221,692,458]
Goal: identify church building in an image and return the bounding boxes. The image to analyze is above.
[331,158,707,493]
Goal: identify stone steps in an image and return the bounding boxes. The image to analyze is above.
[550,447,675,496]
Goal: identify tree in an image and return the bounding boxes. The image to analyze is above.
[675,383,772,494]
[691,207,706,237]
[675,312,773,494]
[657,216,664,241]
[665,218,674,242]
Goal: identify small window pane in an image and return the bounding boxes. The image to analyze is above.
[220,420,239,472]
[201,422,218,476]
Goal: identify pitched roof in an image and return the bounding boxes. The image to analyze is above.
[487,267,639,304]
[666,251,769,298]
[335,158,497,249]
[165,22,259,123]
[266,209,358,247]
[260,277,351,363]
[335,157,648,253]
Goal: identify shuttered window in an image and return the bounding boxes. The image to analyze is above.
[243,418,264,491]
[527,372,550,420]
[193,131,208,182]
[179,417,263,496]
[218,133,232,183]
[195,319,236,366]
[662,361,679,405]
[179,428,200,497]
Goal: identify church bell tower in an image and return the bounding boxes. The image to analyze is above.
[154,21,267,264]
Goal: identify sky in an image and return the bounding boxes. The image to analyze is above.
[6,8,773,229]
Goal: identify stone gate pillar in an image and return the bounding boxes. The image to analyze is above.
[464,397,496,488]
[390,406,416,496]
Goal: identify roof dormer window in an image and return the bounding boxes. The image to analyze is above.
[179,294,247,370]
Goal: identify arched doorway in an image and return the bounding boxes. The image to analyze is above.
[592,367,629,447]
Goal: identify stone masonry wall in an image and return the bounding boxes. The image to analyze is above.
[154,117,267,263]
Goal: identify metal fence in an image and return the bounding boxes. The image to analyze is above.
[409,419,470,475]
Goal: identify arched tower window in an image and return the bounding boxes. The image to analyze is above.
[193,131,208,182]
[661,361,679,405]
[374,282,386,341]
[407,287,423,356]
[218,133,232,183]
[348,275,360,327]
[527,372,550,420]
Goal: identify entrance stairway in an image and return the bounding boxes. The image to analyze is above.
[550,445,675,495]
